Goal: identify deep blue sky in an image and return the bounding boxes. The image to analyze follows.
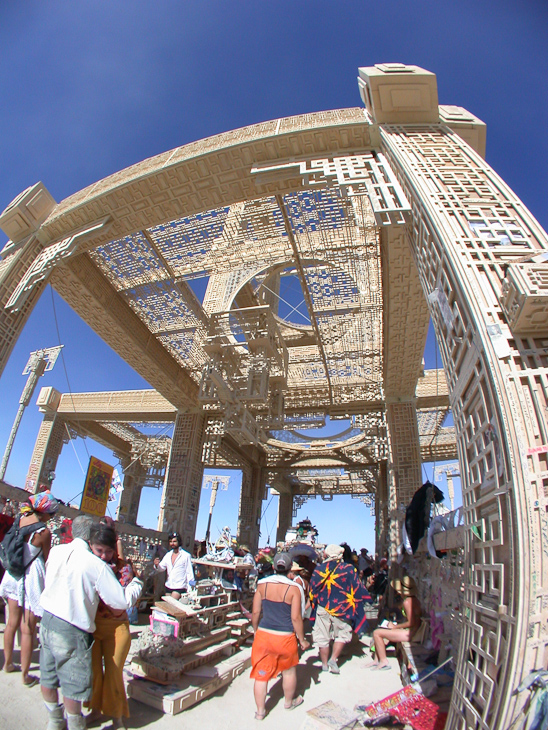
[0,1,546,549]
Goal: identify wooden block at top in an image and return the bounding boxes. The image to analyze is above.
[163,595,197,615]
[358,64,438,124]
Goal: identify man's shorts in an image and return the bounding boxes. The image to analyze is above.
[312,605,353,647]
[39,611,94,701]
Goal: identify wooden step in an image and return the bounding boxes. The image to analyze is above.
[131,636,237,683]
[227,618,251,635]
[127,647,252,714]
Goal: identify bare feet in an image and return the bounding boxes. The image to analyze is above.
[284,696,304,710]
[372,661,391,671]
[3,663,20,673]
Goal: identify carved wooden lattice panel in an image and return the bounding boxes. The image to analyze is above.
[0,238,48,376]
[382,124,548,730]
[25,414,68,493]
[158,413,204,550]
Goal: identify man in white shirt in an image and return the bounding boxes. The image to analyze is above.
[39,515,142,730]
[153,531,194,599]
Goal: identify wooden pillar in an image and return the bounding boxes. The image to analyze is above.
[385,401,422,560]
[158,412,205,551]
[276,491,293,543]
[237,463,265,553]
[116,460,146,525]
[26,413,67,493]
[375,461,389,557]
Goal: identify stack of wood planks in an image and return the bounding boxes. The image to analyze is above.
[127,593,254,714]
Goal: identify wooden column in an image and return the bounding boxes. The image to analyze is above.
[237,463,265,552]
[158,412,205,551]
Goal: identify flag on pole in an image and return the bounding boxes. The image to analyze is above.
[112,469,124,492]
[109,468,123,501]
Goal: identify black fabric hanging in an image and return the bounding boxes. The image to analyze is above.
[404,480,445,554]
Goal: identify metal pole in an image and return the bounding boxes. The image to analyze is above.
[205,479,219,544]
[446,474,455,510]
[0,347,62,482]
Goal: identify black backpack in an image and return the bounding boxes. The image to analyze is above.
[0,516,44,580]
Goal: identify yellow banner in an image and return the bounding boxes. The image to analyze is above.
[80,456,114,518]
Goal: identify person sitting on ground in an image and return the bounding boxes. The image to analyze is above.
[153,531,194,599]
[0,490,59,686]
[39,515,143,730]
[367,575,422,671]
[85,523,142,730]
[250,552,309,720]
[309,544,370,674]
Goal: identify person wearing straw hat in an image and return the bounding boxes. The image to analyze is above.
[367,574,422,670]
[240,544,258,590]
[288,560,312,617]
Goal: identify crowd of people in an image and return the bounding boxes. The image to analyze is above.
[248,541,422,720]
[0,494,422,725]
[0,492,143,730]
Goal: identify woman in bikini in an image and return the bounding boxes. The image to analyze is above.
[368,574,422,670]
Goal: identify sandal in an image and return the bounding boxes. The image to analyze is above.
[3,663,20,673]
[23,675,39,687]
[285,696,304,710]
[254,711,266,720]
[373,663,391,671]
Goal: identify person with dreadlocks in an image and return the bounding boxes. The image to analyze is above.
[0,490,60,685]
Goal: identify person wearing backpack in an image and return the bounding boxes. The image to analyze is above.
[0,490,59,686]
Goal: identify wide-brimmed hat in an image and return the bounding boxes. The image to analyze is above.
[325,544,344,560]
[391,575,417,597]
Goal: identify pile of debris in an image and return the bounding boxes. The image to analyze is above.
[127,571,253,714]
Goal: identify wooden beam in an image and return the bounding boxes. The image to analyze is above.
[50,254,199,411]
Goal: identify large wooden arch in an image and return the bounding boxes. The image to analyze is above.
[1,64,547,728]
